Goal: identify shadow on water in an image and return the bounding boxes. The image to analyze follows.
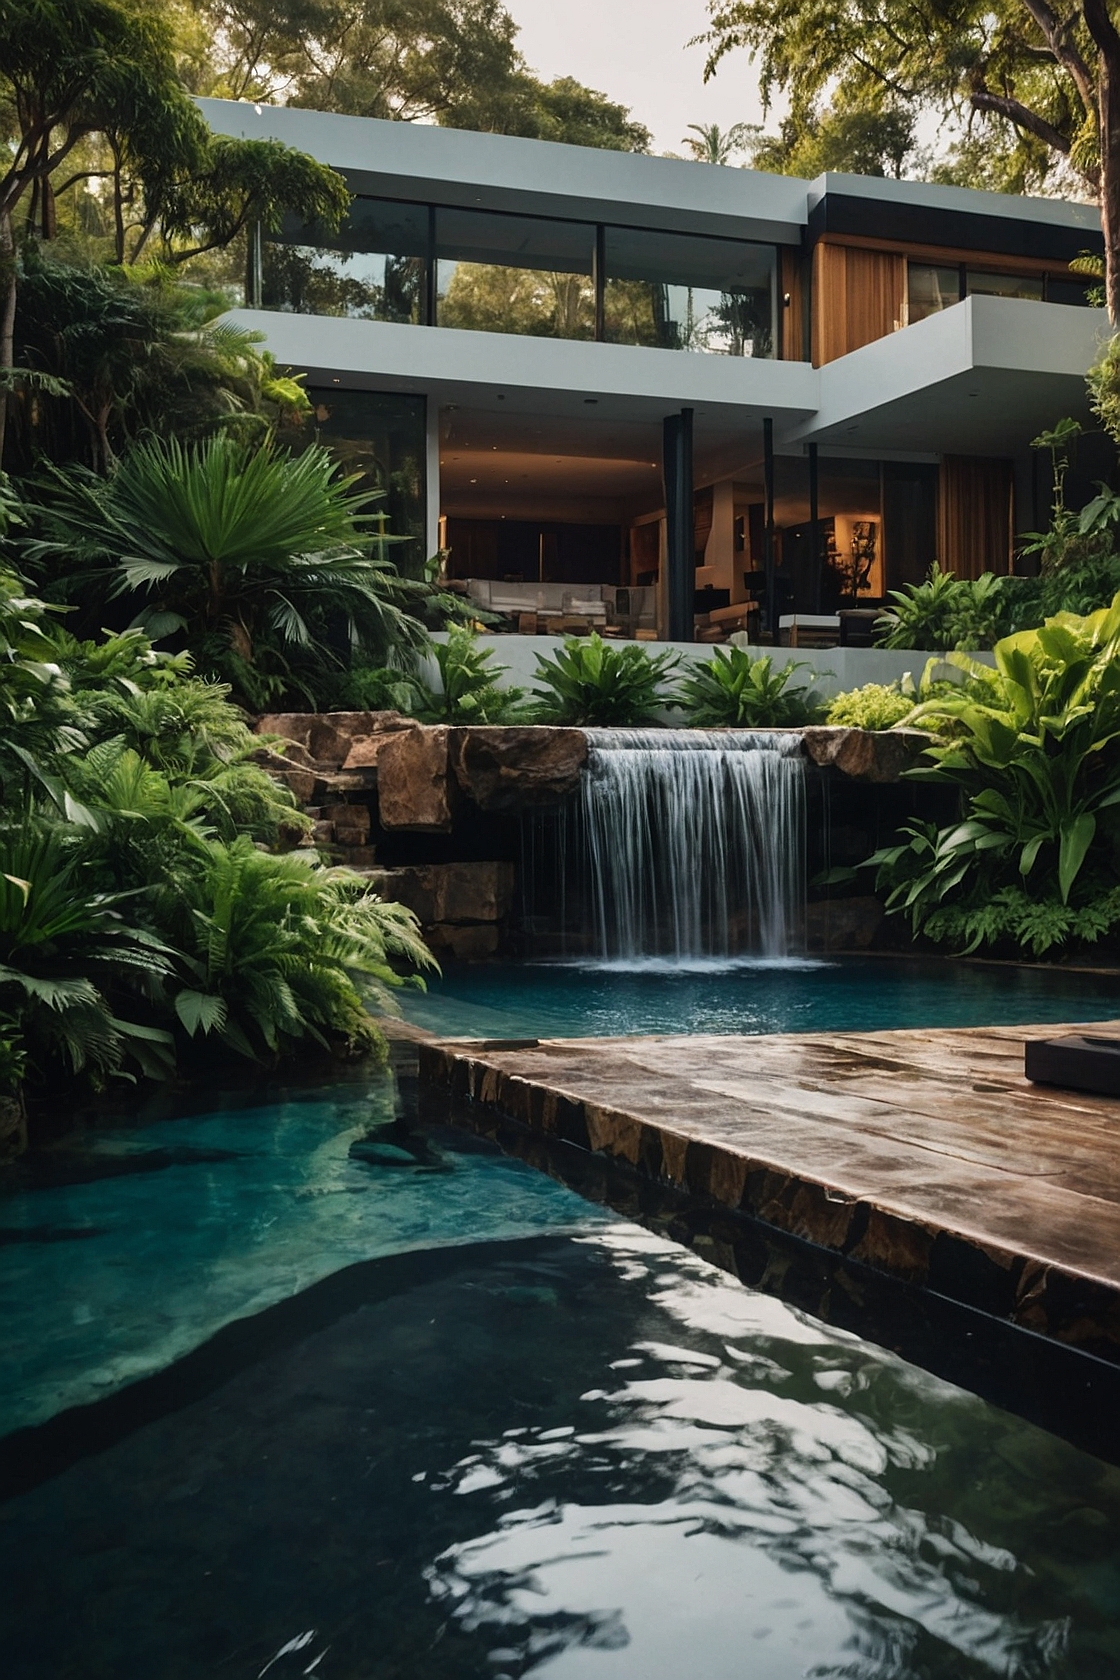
[1,1056,1119,1678]
[411,1062,1120,1472]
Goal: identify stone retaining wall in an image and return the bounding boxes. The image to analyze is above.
[253,714,930,956]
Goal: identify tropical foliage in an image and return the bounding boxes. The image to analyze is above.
[413,626,527,724]
[867,597,1120,955]
[0,565,432,1117]
[825,682,918,730]
[8,255,311,475]
[676,648,824,727]
[531,633,679,727]
[23,434,444,708]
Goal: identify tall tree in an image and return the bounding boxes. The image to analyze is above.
[193,0,650,149]
[698,0,1120,314]
[0,0,347,461]
[681,121,755,163]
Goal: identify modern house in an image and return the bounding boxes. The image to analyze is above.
[201,97,1109,643]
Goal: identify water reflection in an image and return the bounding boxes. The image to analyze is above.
[423,1230,1118,1679]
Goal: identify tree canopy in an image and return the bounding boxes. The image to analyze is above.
[698,0,1120,320]
[698,0,1099,195]
[190,0,651,150]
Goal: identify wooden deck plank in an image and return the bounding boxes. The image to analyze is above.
[418,1018,1120,1362]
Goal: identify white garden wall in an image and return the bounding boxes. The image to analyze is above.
[428,632,995,700]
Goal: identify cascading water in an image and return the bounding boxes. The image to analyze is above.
[562,729,806,964]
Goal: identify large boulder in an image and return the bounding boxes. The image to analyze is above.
[377,726,453,831]
[255,711,412,771]
[801,727,930,783]
[450,726,587,812]
[425,923,500,960]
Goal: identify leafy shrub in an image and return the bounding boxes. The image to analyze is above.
[0,567,433,1107]
[874,566,1011,651]
[826,683,916,730]
[320,664,426,715]
[413,627,527,724]
[0,821,176,1087]
[676,649,824,727]
[25,434,433,706]
[868,596,1120,955]
[164,840,433,1063]
[531,633,679,726]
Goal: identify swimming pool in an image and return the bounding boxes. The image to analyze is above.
[2,1071,1119,1677]
[399,954,1120,1041]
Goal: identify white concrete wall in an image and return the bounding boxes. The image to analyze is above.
[429,631,994,699]
[197,97,809,245]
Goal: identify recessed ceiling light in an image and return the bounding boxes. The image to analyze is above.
[469,477,477,484]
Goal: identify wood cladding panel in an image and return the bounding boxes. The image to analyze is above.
[812,242,906,365]
[937,455,1013,578]
[780,247,804,361]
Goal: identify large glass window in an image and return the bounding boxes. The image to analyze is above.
[435,208,595,340]
[908,261,1094,323]
[262,198,429,322]
[907,263,961,323]
[967,270,1044,302]
[282,389,428,575]
[604,228,776,357]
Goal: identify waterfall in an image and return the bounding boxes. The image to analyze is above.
[569,729,805,964]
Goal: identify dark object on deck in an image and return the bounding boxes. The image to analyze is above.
[1025,1034,1120,1096]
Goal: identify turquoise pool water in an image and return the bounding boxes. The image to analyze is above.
[2,1073,1120,1677]
[400,954,1120,1041]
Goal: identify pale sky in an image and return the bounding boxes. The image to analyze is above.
[506,0,774,156]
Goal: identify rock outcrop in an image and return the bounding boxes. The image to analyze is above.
[449,726,588,812]
[364,862,515,960]
[801,726,930,783]
[376,727,454,832]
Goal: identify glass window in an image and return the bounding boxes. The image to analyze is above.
[283,389,428,575]
[604,228,776,356]
[435,208,595,340]
[1046,276,1096,307]
[966,270,1044,301]
[907,264,961,324]
[262,198,429,323]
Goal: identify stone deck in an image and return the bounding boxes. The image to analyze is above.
[418,1022,1120,1364]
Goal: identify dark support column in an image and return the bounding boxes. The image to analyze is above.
[809,442,821,613]
[593,225,606,342]
[663,408,694,642]
[245,220,263,308]
[425,206,437,326]
[762,416,776,639]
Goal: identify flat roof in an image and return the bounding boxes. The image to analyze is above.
[197,97,807,245]
[200,97,1104,258]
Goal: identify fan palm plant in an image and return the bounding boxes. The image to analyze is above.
[28,433,431,693]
